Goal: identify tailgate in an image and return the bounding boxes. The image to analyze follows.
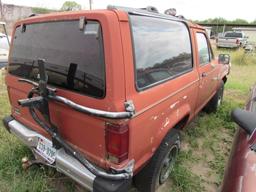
[6,18,109,167]
[218,37,237,44]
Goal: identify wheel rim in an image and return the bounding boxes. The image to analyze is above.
[159,145,178,184]
[217,87,224,107]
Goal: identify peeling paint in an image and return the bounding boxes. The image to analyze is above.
[250,163,256,175]
[170,101,180,109]
[176,109,180,117]
[245,150,252,158]
[238,176,244,192]
[163,118,170,128]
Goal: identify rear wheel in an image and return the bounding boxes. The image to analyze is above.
[204,81,224,113]
[134,129,180,192]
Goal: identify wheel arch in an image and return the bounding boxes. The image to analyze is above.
[222,76,227,84]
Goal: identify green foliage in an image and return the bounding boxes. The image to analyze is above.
[32,7,55,14]
[61,1,82,11]
[230,19,249,24]
[196,17,253,25]
[172,154,205,192]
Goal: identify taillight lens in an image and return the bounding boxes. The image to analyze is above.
[105,123,129,163]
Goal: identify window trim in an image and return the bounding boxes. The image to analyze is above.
[9,19,106,99]
[196,32,213,66]
[128,14,194,92]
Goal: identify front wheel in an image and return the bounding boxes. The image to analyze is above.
[204,81,224,113]
[134,129,180,192]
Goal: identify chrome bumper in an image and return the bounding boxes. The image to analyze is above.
[6,118,95,191]
[3,117,132,192]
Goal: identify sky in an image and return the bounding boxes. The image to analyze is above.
[2,0,256,22]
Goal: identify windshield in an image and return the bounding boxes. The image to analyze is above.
[9,20,105,98]
[225,32,243,38]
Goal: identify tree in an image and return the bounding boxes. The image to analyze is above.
[32,7,55,14]
[61,1,82,11]
[231,19,248,24]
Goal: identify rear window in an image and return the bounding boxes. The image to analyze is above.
[9,20,105,98]
[225,32,242,38]
[130,15,193,90]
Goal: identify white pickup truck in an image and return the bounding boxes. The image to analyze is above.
[217,31,248,49]
[0,22,10,68]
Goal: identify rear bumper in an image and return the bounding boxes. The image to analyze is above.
[2,116,131,192]
[217,43,239,48]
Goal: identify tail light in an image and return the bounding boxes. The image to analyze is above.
[105,123,129,163]
[236,39,240,44]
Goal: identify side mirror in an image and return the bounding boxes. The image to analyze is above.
[218,54,230,65]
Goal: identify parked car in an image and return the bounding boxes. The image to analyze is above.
[221,85,256,192]
[0,48,9,68]
[0,22,10,68]
[2,6,230,192]
[217,31,248,49]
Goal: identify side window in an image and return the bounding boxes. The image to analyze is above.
[130,15,193,90]
[196,33,210,65]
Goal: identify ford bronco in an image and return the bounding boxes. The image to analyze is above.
[2,6,230,192]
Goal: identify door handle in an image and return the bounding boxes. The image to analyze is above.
[201,72,207,77]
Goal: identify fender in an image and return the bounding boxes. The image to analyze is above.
[133,103,191,174]
[154,103,191,148]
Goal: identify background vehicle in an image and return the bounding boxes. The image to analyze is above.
[217,31,248,48]
[221,85,256,192]
[0,22,10,68]
[3,6,230,192]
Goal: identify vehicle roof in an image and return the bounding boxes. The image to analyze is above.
[107,5,204,29]
[16,5,205,30]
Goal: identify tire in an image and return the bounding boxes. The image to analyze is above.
[204,81,224,113]
[134,129,180,192]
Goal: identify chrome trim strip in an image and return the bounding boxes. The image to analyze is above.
[134,79,200,117]
[49,95,134,119]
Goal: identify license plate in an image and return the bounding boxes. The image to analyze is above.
[36,138,56,164]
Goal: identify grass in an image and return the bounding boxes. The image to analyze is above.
[170,49,256,192]
[0,49,255,192]
[0,70,77,192]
